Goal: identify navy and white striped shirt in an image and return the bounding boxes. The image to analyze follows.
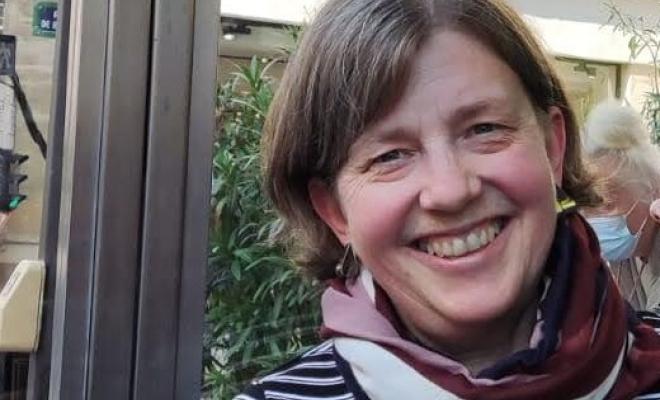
[235,340,369,400]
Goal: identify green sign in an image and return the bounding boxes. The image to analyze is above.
[32,2,58,38]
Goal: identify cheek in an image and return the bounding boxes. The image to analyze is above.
[480,142,556,207]
[484,143,558,270]
[338,180,416,252]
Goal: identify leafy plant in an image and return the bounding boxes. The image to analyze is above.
[606,2,660,143]
[203,57,322,399]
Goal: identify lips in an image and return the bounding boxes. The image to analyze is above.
[414,219,504,258]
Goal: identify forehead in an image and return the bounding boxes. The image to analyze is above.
[363,30,534,134]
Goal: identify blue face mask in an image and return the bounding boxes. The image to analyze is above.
[587,205,646,262]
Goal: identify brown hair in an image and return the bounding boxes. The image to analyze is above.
[262,0,601,280]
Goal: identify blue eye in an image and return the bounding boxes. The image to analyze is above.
[373,149,407,164]
[472,123,498,135]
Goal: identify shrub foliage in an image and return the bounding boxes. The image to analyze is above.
[203,57,322,399]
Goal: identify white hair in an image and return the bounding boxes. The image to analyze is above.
[583,99,660,200]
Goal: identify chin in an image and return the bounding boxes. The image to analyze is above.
[444,298,520,326]
[427,278,536,327]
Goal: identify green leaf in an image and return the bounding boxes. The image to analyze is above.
[272,296,283,322]
[230,260,241,281]
[628,37,639,57]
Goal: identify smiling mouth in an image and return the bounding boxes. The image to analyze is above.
[413,218,507,259]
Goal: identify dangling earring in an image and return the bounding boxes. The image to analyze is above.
[555,185,576,214]
[335,244,359,279]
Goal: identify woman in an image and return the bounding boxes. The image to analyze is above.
[237,0,660,398]
[582,100,660,310]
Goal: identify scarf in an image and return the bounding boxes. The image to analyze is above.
[320,212,660,399]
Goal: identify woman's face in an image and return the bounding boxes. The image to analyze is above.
[310,31,566,345]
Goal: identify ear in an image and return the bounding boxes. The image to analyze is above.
[545,106,567,184]
[308,179,350,244]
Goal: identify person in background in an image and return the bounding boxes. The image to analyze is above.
[582,100,660,311]
[237,0,660,398]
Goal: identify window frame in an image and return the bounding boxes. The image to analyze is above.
[26,0,218,398]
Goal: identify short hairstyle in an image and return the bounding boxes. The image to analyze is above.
[262,0,601,279]
[584,100,660,202]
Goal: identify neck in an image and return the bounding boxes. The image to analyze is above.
[456,304,537,374]
[402,298,538,375]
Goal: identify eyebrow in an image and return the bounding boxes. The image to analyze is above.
[447,98,512,127]
[354,126,415,152]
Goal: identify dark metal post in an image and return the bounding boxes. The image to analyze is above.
[30,0,218,398]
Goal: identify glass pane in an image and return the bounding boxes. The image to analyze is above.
[553,58,618,124]
[0,0,57,397]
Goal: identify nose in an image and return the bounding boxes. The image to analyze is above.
[418,152,481,212]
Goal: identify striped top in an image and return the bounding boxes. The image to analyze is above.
[235,312,660,400]
[235,340,369,400]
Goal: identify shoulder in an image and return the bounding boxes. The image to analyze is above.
[233,340,363,400]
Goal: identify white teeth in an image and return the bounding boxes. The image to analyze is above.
[442,241,453,257]
[487,225,495,241]
[419,219,504,259]
[466,233,481,252]
[452,238,467,257]
[432,241,443,256]
[426,241,434,255]
[479,229,488,246]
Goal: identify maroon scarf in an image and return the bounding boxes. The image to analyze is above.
[321,213,660,399]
